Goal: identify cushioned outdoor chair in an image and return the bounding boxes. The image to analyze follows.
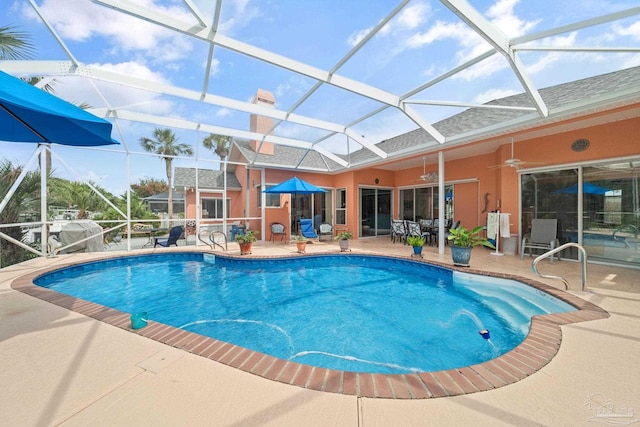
[299,218,319,240]
[154,225,183,248]
[406,220,429,245]
[318,223,333,241]
[270,222,286,242]
[391,219,407,244]
[521,218,559,263]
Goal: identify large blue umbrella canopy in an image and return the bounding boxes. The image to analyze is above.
[554,183,611,195]
[0,70,118,146]
[263,177,327,194]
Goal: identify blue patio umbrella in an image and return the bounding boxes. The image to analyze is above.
[0,70,118,255]
[554,183,611,195]
[0,70,118,146]
[263,177,327,195]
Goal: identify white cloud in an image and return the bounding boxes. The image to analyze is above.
[486,0,539,37]
[274,75,313,100]
[397,2,430,31]
[614,21,640,40]
[473,88,519,104]
[406,21,473,49]
[348,2,430,47]
[347,27,373,47]
[216,108,232,117]
[96,62,170,84]
[217,0,261,35]
[33,0,194,62]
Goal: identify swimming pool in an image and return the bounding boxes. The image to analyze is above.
[34,253,576,374]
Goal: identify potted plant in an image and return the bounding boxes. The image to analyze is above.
[235,230,257,255]
[334,230,353,252]
[406,235,426,257]
[295,234,307,253]
[447,225,494,266]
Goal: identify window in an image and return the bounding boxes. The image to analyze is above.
[201,198,229,218]
[335,188,346,225]
[259,185,281,208]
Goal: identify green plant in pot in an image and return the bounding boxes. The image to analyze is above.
[334,230,353,252]
[295,234,307,253]
[235,230,257,255]
[406,235,426,256]
[447,225,494,266]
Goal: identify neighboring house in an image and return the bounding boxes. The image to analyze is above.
[143,191,185,215]
[173,167,242,222]
[182,68,639,268]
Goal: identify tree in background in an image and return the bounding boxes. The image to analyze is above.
[0,160,41,267]
[140,128,193,219]
[0,24,34,60]
[202,133,231,165]
[48,179,107,219]
[130,177,168,199]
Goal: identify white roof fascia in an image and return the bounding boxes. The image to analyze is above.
[441,0,549,117]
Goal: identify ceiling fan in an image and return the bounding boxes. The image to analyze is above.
[489,138,543,170]
[418,157,438,182]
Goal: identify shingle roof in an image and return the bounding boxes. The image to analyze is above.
[230,65,640,171]
[233,140,344,172]
[346,65,640,165]
[173,168,242,190]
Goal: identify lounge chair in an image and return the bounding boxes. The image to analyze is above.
[270,222,286,242]
[154,225,183,248]
[521,218,559,263]
[229,222,245,241]
[299,218,318,240]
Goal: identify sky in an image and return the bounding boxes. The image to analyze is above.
[2,0,640,195]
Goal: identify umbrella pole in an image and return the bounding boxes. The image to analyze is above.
[40,145,48,255]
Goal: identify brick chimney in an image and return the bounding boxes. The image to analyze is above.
[249,89,275,155]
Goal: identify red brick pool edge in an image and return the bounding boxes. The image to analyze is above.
[11,252,609,399]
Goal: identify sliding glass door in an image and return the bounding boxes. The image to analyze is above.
[359,188,391,237]
[521,160,640,266]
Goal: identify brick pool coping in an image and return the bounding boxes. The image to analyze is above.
[11,250,609,399]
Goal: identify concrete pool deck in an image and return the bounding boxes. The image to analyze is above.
[1,238,639,426]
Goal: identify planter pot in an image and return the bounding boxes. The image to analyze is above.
[296,241,307,253]
[451,245,472,266]
[412,245,423,256]
[339,239,350,252]
[239,242,252,255]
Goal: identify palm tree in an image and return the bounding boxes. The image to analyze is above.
[140,128,193,219]
[0,24,34,60]
[49,179,106,219]
[202,134,231,166]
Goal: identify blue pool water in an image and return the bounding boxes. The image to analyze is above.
[35,253,576,374]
